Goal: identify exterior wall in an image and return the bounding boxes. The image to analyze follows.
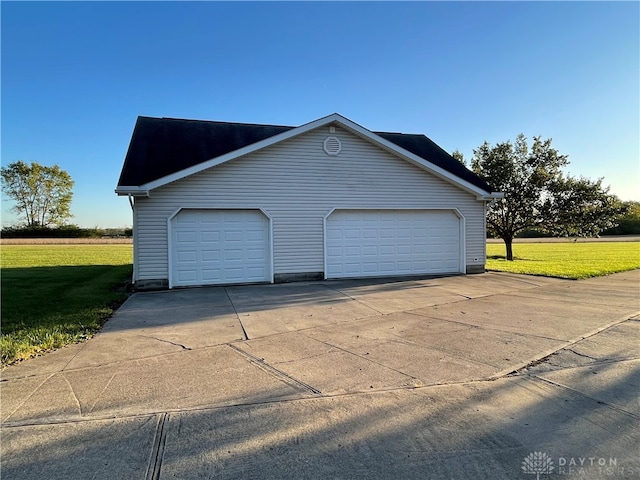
[133,125,487,284]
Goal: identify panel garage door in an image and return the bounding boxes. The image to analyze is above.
[325,210,461,279]
[171,209,269,287]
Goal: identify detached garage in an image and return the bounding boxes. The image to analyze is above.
[116,113,500,289]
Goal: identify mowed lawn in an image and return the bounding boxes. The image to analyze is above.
[1,245,132,366]
[486,241,640,279]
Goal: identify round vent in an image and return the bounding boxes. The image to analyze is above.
[323,136,342,156]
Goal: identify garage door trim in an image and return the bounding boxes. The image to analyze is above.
[323,208,465,279]
[167,207,273,288]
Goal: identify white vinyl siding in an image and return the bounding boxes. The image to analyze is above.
[133,125,486,282]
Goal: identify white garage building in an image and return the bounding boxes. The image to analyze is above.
[116,113,500,289]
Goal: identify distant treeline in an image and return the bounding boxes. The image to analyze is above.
[515,209,640,238]
[1,225,133,239]
[600,217,640,236]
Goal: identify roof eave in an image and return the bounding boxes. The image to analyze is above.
[115,187,149,197]
[476,192,504,201]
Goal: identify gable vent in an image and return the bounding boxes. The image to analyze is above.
[323,136,342,156]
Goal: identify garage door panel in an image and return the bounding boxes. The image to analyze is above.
[223,249,243,261]
[246,230,266,242]
[171,209,269,287]
[177,231,196,243]
[201,231,220,242]
[345,246,361,256]
[177,250,197,263]
[247,248,266,260]
[380,245,394,255]
[177,271,197,283]
[202,269,221,281]
[201,250,220,262]
[225,231,243,242]
[326,210,461,279]
[362,245,377,256]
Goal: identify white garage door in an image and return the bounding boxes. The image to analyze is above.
[325,210,461,279]
[170,209,269,287]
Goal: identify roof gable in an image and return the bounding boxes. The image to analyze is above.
[116,113,496,197]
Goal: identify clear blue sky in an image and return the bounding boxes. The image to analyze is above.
[2,1,638,228]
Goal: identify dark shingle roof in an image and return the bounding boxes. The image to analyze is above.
[117,116,492,193]
[117,117,294,187]
[373,132,491,192]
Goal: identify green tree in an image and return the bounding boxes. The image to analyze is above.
[470,134,623,260]
[540,176,622,237]
[603,201,640,235]
[451,149,466,166]
[1,161,74,227]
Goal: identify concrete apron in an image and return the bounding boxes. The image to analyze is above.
[1,270,639,479]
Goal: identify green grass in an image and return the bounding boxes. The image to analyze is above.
[486,242,640,279]
[1,245,133,366]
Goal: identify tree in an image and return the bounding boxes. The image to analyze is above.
[1,161,74,227]
[539,176,622,237]
[451,149,466,166]
[603,201,640,235]
[470,134,623,260]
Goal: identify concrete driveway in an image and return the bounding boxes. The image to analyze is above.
[2,271,639,479]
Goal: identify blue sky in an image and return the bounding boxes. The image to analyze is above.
[2,1,638,228]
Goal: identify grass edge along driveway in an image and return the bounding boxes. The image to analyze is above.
[1,245,133,366]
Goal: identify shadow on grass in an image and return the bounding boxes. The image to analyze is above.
[487,255,528,261]
[1,265,132,364]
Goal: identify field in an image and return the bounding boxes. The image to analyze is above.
[486,241,640,279]
[1,245,133,366]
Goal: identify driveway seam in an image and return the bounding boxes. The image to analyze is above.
[3,372,56,423]
[0,377,500,429]
[527,374,640,420]
[145,412,169,480]
[491,315,640,379]
[320,283,385,315]
[224,287,249,340]
[226,344,322,395]
[402,310,570,343]
[301,333,424,386]
[519,356,640,374]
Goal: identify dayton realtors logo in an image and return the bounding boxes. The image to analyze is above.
[522,452,630,477]
[522,451,554,479]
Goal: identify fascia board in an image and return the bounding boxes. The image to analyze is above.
[115,187,149,196]
[139,113,345,192]
[477,192,504,200]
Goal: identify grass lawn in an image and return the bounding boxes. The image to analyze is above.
[486,241,640,279]
[1,245,133,366]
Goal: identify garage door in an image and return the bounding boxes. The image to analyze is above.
[170,209,270,287]
[325,210,461,279]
